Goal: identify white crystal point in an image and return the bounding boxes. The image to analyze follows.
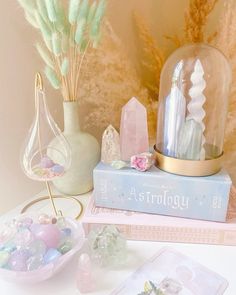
[120,97,149,161]
[101,125,121,164]
[163,86,186,157]
[187,59,206,160]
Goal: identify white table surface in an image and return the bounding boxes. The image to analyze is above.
[0,190,236,295]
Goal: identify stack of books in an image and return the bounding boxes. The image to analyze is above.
[82,186,236,246]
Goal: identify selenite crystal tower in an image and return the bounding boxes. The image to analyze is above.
[155,44,232,176]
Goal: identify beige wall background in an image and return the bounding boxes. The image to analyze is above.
[0,0,224,214]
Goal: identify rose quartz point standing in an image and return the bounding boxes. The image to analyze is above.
[76,253,94,293]
[120,97,149,161]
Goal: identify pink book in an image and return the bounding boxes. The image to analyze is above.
[82,187,236,246]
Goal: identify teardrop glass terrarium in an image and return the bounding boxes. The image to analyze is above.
[19,73,85,219]
[21,74,71,182]
[154,43,232,176]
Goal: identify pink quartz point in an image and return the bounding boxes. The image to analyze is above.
[76,253,94,293]
[120,97,149,161]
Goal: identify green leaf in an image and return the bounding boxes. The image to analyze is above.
[68,0,80,24]
[45,66,61,89]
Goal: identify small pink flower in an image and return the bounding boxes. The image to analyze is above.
[130,153,153,172]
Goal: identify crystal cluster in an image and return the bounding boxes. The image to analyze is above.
[88,225,127,267]
[131,153,153,172]
[0,214,75,272]
[32,156,65,180]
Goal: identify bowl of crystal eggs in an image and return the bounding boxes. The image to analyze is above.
[0,213,84,284]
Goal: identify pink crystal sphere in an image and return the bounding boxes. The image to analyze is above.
[32,224,60,248]
[40,156,54,168]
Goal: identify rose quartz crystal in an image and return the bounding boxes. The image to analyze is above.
[120,97,149,161]
[76,253,94,293]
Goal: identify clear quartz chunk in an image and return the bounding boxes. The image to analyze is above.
[101,125,121,164]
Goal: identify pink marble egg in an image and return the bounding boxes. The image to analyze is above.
[33,224,60,248]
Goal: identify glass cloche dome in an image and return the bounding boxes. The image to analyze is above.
[154,43,231,176]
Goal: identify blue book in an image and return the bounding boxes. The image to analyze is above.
[93,162,232,222]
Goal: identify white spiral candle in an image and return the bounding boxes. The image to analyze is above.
[187,59,206,160]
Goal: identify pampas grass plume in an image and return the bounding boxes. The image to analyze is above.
[77,0,89,20]
[45,66,61,89]
[25,12,38,28]
[52,33,62,56]
[69,0,80,24]
[17,0,36,13]
[35,11,52,40]
[61,58,69,76]
[75,18,86,45]
[44,0,57,23]
[36,43,54,68]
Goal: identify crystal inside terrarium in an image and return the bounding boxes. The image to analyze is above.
[156,44,231,161]
[21,74,71,181]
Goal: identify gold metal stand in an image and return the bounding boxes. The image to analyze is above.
[21,194,84,220]
[154,145,223,176]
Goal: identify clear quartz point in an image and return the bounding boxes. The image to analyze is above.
[101,125,121,164]
[21,75,71,182]
[178,119,203,160]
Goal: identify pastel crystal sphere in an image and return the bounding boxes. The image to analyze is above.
[15,229,34,247]
[16,217,33,229]
[51,164,64,175]
[61,228,71,236]
[0,251,10,267]
[40,156,54,169]
[8,250,29,271]
[0,214,81,274]
[26,255,44,271]
[43,248,62,264]
[27,239,46,256]
[3,241,17,253]
[38,214,52,224]
[88,225,127,267]
[33,224,60,248]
